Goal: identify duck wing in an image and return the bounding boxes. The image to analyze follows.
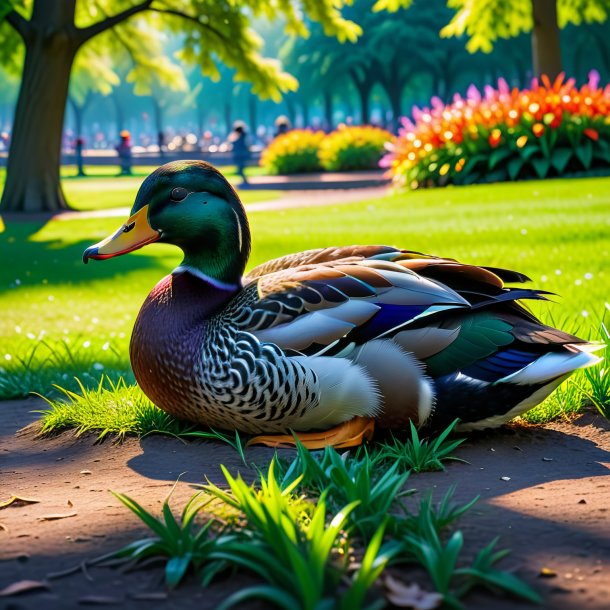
[245,245,532,285]
[234,258,471,355]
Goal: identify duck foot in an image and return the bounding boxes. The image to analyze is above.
[247,417,375,449]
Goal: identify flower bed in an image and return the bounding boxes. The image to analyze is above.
[384,73,610,188]
[318,125,393,171]
[260,129,325,174]
[261,125,392,174]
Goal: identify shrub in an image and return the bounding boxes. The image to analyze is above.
[384,72,610,189]
[260,129,325,174]
[318,125,392,171]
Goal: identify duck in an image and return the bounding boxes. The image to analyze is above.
[83,160,600,448]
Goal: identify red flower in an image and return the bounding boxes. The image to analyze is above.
[488,129,502,148]
[583,128,599,141]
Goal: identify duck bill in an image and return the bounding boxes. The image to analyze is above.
[83,205,160,263]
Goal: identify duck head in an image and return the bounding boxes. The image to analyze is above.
[83,161,251,285]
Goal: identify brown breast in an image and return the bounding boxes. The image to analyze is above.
[129,271,238,422]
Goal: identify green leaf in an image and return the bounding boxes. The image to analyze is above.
[0,1,15,22]
[529,156,551,179]
[217,585,299,610]
[458,567,541,603]
[488,147,512,170]
[112,492,169,540]
[518,144,539,161]
[575,139,594,169]
[550,148,573,173]
[166,554,192,588]
[507,156,525,180]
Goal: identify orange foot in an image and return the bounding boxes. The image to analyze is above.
[247,417,375,450]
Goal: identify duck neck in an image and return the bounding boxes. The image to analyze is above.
[180,249,245,288]
[178,207,250,286]
[173,263,242,292]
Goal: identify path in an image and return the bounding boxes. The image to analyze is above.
[1,400,610,609]
[52,186,391,221]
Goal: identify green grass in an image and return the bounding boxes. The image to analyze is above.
[37,376,190,441]
[0,165,280,211]
[1,176,609,420]
[108,454,540,609]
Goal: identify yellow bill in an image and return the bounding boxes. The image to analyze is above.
[83,205,160,263]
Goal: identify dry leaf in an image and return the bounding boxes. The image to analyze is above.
[38,512,77,521]
[0,580,49,597]
[500,476,511,481]
[80,470,92,475]
[0,523,7,532]
[68,500,74,507]
[78,595,121,605]
[384,576,443,610]
[0,495,40,509]
[539,567,557,578]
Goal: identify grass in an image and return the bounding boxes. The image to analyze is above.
[107,453,540,609]
[0,163,277,210]
[371,419,466,473]
[37,376,190,441]
[1,175,609,421]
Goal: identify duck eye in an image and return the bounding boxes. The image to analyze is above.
[170,187,188,202]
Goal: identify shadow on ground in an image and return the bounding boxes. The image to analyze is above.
[1,400,610,610]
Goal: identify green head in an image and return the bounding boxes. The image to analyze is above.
[83,161,251,285]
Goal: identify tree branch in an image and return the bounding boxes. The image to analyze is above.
[149,7,231,45]
[76,0,153,44]
[5,8,30,40]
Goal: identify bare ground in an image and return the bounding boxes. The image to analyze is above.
[1,398,609,610]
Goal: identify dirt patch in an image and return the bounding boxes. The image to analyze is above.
[1,399,609,610]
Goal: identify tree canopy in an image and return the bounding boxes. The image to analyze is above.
[0,0,361,212]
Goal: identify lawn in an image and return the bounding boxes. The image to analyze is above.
[2,174,609,609]
[0,165,280,211]
[0,175,609,419]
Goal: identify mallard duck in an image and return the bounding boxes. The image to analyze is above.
[83,161,600,448]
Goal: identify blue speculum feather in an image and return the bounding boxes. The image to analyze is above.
[350,303,426,343]
[461,348,539,382]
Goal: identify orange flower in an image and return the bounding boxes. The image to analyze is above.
[516,135,528,148]
[532,123,545,137]
[583,127,599,141]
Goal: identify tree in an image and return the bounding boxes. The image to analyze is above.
[68,41,120,175]
[0,0,360,213]
[438,0,610,78]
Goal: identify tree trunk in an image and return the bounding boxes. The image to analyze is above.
[151,98,164,136]
[357,86,370,125]
[1,30,77,211]
[323,90,333,132]
[284,96,296,127]
[349,69,374,125]
[301,100,310,128]
[113,93,125,132]
[224,101,232,138]
[248,94,257,136]
[197,106,206,137]
[384,81,403,133]
[531,0,562,78]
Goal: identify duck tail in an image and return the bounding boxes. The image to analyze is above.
[496,344,602,386]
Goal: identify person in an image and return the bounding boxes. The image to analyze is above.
[74,136,86,176]
[274,115,291,138]
[229,121,250,185]
[116,130,133,175]
[157,130,165,158]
